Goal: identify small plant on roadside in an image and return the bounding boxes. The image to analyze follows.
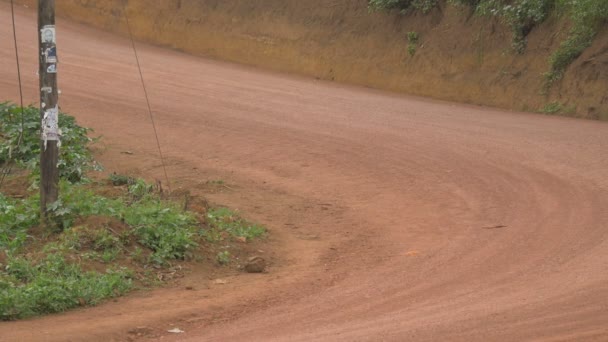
[130,247,145,263]
[0,103,100,183]
[474,0,552,53]
[538,101,576,115]
[204,208,266,242]
[127,178,154,200]
[407,31,420,56]
[216,250,231,265]
[122,185,199,264]
[109,173,135,186]
[412,0,439,13]
[100,248,120,263]
[540,102,563,114]
[0,194,39,254]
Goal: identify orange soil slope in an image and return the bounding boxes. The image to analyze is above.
[8,0,608,119]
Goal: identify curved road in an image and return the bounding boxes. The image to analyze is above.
[1,3,608,341]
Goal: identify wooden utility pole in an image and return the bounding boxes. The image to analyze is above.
[38,0,59,216]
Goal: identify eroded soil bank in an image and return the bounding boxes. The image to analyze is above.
[9,0,608,118]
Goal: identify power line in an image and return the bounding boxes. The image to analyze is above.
[122,4,171,192]
[0,0,27,190]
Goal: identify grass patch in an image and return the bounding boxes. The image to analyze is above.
[204,207,267,243]
[1,254,132,321]
[0,104,267,320]
[0,179,201,320]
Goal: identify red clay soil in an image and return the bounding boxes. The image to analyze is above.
[1,3,608,341]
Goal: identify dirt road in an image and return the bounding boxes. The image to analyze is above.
[1,3,608,341]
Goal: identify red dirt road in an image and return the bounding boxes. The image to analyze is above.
[2,3,608,341]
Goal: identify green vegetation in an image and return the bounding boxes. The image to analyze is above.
[369,0,439,14]
[0,103,100,183]
[0,176,201,319]
[204,207,267,243]
[108,173,135,186]
[407,31,420,56]
[546,0,608,83]
[369,0,608,87]
[475,0,552,53]
[372,0,553,53]
[216,250,232,265]
[540,101,564,114]
[0,254,132,320]
[539,101,576,115]
[0,194,38,253]
[0,104,267,320]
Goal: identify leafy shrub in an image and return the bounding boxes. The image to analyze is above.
[451,0,606,76]
[370,0,552,52]
[0,103,100,183]
[109,173,135,186]
[0,254,132,320]
[58,180,199,264]
[505,0,552,53]
[46,183,122,230]
[546,0,608,83]
[127,178,154,200]
[123,199,198,264]
[475,0,552,53]
[0,194,39,253]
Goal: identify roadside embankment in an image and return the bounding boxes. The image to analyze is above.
[9,0,608,119]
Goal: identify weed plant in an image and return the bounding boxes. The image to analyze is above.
[0,103,100,183]
[546,0,608,83]
[0,254,132,320]
[407,31,420,56]
[369,0,608,87]
[204,207,266,243]
[0,105,267,320]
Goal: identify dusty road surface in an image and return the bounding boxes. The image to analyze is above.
[1,3,608,341]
